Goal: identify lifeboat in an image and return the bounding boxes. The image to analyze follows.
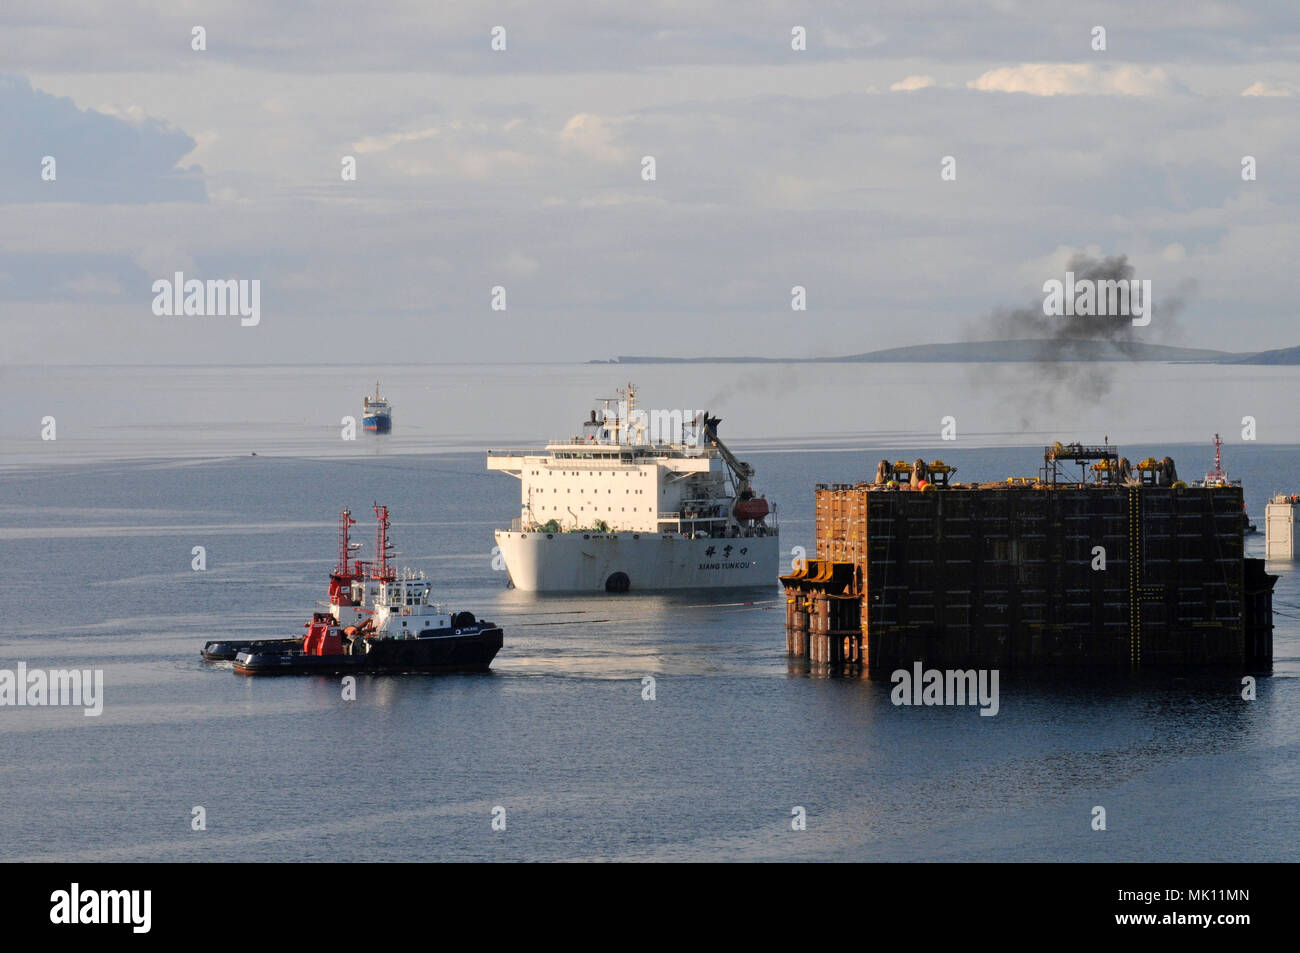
[734,496,770,521]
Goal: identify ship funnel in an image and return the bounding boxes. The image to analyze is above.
[702,413,722,442]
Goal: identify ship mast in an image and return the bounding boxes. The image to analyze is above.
[622,382,636,444]
[1207,433,1227,483]
[373,503,395,582]
[336,509,357,576]
[596,382,637,445]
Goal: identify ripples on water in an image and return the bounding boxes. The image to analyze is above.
[0,438,1297,861]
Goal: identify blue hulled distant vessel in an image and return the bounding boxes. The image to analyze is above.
[363,382,392,433]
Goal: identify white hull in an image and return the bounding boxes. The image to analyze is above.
[494,530,780,592]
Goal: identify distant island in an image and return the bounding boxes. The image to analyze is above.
[593,339,1300,365]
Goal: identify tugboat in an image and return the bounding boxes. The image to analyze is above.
[201,506,502,675]
[1192,433,1257,534]
[362,382,392,433]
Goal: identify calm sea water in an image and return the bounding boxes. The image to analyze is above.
[0,365,1298,861]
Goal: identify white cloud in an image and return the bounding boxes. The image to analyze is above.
[890,75,935,92]
[450,148,533,180]
[1242,80,1295,97]
[967,63,1178,96]
[353,127,439,154]
[559,112,626,162]
[94,102,147,123]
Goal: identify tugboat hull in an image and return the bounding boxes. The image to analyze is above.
[233,627,502,676]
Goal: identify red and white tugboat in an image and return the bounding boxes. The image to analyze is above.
[1192,434,1258,534]
[201,506,503,674]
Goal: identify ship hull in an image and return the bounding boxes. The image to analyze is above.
[363,414,391,433]
[231,627,503,676]
[494,529,780,592]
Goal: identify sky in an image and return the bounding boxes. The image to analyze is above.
[2,0,1298,365]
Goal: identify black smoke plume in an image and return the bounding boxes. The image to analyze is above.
[967,252,1192,424]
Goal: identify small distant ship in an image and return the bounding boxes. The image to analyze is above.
[362,382,392,433]
[201,506,502,674]
[487,383,779,592]
[1192,433,1257,533]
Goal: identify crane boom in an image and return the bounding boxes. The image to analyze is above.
[702,414,754,495]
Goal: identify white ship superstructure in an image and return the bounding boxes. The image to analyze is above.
[487,384,778,592]
[324,506,479,634]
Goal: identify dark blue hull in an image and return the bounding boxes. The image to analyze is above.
[363,414,392,433]
[229,626,503,676]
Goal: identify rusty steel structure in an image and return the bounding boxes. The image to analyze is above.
[782,444,1276,673]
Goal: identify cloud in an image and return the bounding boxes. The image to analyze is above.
[1242,80,1295,97]
[4,8,1300,367]
[352,127,440,154]
[559,113,626,162]
[0,74,206,204]
[498,252,540,280]
[967,63,1179,96]
[134,245,194,278]
[58,272,123,297]
[822,25,887,50]
[890,75,936,92]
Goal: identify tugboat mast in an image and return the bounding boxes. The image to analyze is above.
[337,509,357,576]
[1207,433,1228,483]
[373,504,396,582]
